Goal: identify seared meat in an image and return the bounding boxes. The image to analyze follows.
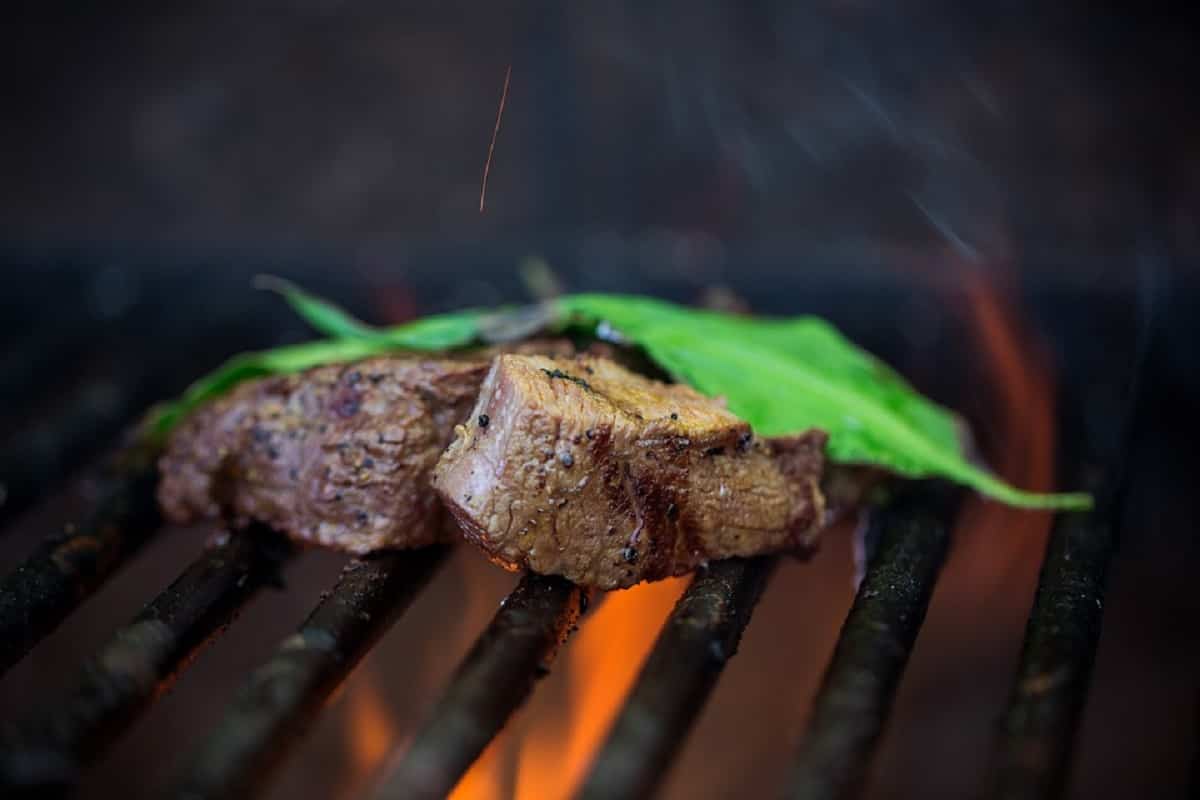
[433,354,827,589]
[159,357,491,553]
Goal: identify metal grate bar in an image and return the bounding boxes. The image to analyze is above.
[578,556,776,800]
[986,507,1115,800]
[786,484,958,800]
[0,525,293,795]
[0,445,162,675]
[374,573,587,800]
[171,546,450,800]
[986,262,1150,800]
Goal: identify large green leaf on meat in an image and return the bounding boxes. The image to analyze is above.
[145,281,1091,510]
[555,294,1091,510]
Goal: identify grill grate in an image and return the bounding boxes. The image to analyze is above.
[0,446,1120,800]
[0,378,1129,800]
[988,505,1115,800]
[379,573,586,800]
[787,485,957,800]
[175,545,449,800]
[0,525,292,794]
[579,556,776,800]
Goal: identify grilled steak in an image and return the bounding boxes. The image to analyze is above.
[158,356,492,553]
[433,354,827,589]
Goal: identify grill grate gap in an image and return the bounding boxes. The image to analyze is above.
[374,572,587,800]
[171,545,449,800]
[579,555,777,800]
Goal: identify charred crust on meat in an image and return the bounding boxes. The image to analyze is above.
[540,367,592,392]
[704,446,725,457]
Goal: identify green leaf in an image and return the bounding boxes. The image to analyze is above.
[144,281,1091,511]
[257,274,488,349]
[142,281,493,443]
[554,294,1091,511]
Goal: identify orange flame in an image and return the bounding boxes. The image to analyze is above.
[451,577,686,799]
[449,738,506,800]
[951,267,1058,596]
[339,663,399,798]
[517,578,686,799]
[446,555,529,800]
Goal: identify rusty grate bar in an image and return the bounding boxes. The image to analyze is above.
[578,556,776,800]
[986,507,1116,800]
[0,444,162,676]
[786,484,958,800]
[0,525,293,795]
[171,546,450,800]
[374,573,588,800]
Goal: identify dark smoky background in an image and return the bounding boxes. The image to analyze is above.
[1,2,1198,799]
